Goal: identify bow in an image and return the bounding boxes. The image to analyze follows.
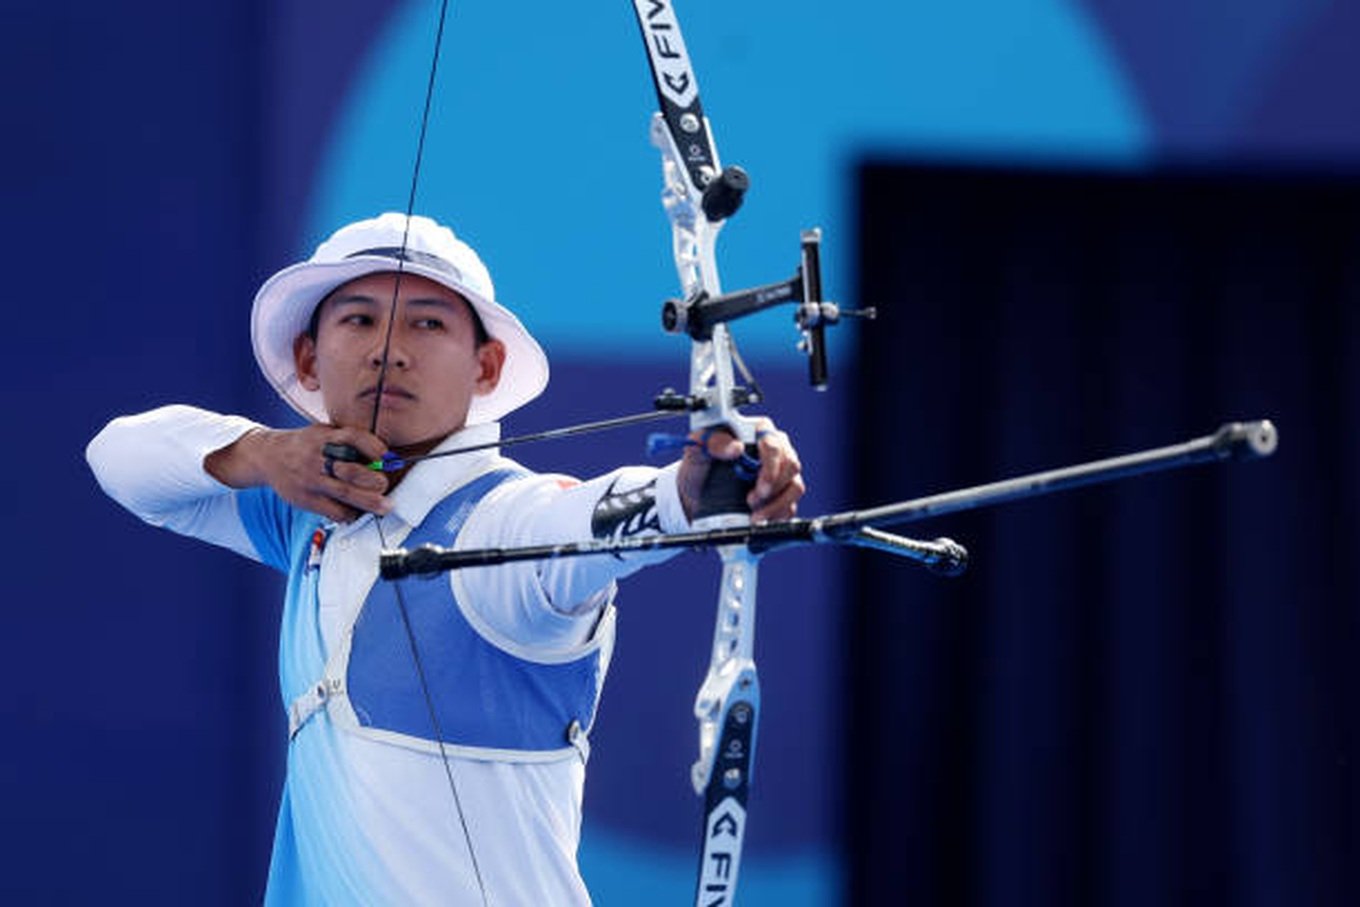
[357,5,1280,907]
[630,3,767,902]
[358,5,846,902]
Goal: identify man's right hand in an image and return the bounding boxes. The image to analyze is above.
[205,425,392,523]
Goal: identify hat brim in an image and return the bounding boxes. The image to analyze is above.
[251,255,549,427]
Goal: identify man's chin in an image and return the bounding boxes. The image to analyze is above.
[376,421,466,454]
[323,411,462,451]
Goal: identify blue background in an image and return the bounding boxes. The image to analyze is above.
[2,0,1356,903]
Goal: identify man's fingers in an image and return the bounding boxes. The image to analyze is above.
[744,420,804,521]
[292,476,379,524]
[318,475,392,517]
[750,475,805,523]
[312,427,390,519]
[684,427,743,463]
[751,429,800,498]
[755,457,800,501]
[324,426,389,463]
[322,457,389,493]
[304,491,363,524]
[312,426,389,469]
[755,426,797,465]
[702,430,744,461]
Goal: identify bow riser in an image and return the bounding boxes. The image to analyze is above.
[692,537,762,794]
[649,112,758,443]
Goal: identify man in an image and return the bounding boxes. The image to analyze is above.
[86,212,804,905]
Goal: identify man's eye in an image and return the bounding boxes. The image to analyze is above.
[414,318,445,331]
[340,313,374,326]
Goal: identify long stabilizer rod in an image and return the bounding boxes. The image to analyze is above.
[378,420,1276,580]
[817,419,1277,536]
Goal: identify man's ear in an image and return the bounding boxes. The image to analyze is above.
[473,339,507,396]
[294,333,321,392]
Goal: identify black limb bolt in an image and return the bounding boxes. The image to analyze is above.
[701,166,750,222]
[322,442,368,464]
[661,298,685,334]
[692,448,759,520]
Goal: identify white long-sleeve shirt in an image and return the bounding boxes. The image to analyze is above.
[87,404,690,906]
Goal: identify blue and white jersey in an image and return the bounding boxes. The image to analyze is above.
[87,406,691,906]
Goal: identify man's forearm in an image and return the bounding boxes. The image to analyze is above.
[87,404,262,525]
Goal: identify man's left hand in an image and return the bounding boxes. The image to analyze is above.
[677,418,805,524]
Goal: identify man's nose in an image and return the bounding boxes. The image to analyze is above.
[368,325,409,369]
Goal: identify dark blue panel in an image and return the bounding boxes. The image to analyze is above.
[851,160,1360,906]
[0,2,278,902]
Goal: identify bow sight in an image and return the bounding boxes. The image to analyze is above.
[660,225,877,391]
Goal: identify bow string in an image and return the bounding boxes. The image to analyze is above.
[356,2,493,905]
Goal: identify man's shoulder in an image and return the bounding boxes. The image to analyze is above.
[465,459,580,499]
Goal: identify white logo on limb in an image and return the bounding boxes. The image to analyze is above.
[697,797,746,907]
[635,0,698,109]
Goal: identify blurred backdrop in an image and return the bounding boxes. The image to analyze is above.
[2,1,1356,904]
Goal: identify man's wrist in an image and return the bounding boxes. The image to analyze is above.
[205,427,271,489]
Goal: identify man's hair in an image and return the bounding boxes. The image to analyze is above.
[305,287,491,347]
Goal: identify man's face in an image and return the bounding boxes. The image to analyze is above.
[293,272,506,449]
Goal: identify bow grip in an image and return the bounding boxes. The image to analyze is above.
[692,445,760,520]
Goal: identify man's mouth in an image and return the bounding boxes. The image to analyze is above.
[361,385,416,401]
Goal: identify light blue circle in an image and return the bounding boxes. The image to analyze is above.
[307,0,1149,363]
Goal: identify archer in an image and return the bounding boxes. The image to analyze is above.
[86,212,804,905]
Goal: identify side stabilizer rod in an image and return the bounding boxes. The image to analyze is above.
[844,528,969,576]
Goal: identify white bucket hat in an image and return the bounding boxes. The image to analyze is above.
[251,212,548,426]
